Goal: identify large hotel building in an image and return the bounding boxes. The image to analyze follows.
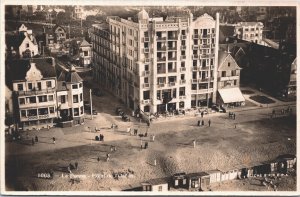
[91,9,220,113]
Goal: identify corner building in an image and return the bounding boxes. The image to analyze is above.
[92,10,219,113]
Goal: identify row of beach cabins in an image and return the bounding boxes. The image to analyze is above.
[119,154,296,192]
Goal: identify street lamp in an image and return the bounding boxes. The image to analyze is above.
[89,89,93,120]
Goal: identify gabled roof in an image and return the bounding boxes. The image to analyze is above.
[58,66,83,83]
[80,39,91,47]
[218,50,241,71]
[6,57,57,83]
[186,172,209,178]
[6,33,26,49]
[53,24,66,33]
[142,177,171,186]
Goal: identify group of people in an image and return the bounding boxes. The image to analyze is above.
[228,112,236,120]
[197,119,211,127]
[95,134,105,141]
[67,162,78,173]
[31,135,39,146]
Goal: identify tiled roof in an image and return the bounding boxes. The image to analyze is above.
[58,66,83,83]
[5,57,57,82]
[5,33,26,49]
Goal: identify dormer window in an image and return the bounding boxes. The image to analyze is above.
[26,43,30,48]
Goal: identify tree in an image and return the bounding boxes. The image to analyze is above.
[56,12,71,25]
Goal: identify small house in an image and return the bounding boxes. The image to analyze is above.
[141,177,170,192]
[206,170,221,184]
[186,172,210,191]
[219,167,239,181]
[172,172,187,189]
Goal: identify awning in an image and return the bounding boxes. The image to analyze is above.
[218,88,245,103]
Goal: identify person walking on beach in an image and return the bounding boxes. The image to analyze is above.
[52,137,56,144]
[32,138,35,146]
[197,120,200,126]
[75,162,78,170]
[193,140,196,148]
[35,136,38,143]
[208,119,211,127]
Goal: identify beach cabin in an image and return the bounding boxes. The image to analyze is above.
[219,167,239,181]
[206,170,222,184]
[186,172,210,191]
[141,177,170,192]
[172,172,187,189]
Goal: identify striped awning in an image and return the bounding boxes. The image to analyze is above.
[218,88,245,103]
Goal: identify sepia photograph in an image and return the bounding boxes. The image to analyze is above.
[1,0,298,195]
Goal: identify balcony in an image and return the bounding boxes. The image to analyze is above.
[193,34,199,39]
[157,83,165,88]
[157,46,167,51]
[17,88,56,96]
[168,69,177,73]
[180,45,186,50]
[144,58,150,63]
[199,78,210,82]
[201,34,211,38]
[192,66,198,71]
[181,35,187,40]
[180,67,186,72]
[144,48,150,53]
[143,37,150,42]
[143,70,150,76]
[193,45,199,50]
[192,54,199,59]
[169,82,176,87]
[168,57,177,61]
[179,95,186,100]
[168,36,178,40]
[201,44,210,49]
[201,54,210,59]
[157,57,166,62]
[180,80,186,84]
[142,99,150,104]
[157,37,167,41]
[192,79,198,83]
[200,66,209,70]
[168,46,177,51]
[143,83,150,88]
[180,55,186,60]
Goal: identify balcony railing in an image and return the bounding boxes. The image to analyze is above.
[168,36,178,40]
[168,46,177,50]
[144,58,150,63]
[169,82,176,86]
[143,83,150,88]
[168,57,177,61]
[181,35,187,40]
[180,80,186,84]
[157,83,165,88]
[143,37,150,42]
[201,54,210,59]
[144,70,150,76]
[193,54,199,59]
[200,66,209,70]
[17,88,56,96]
[180,67,186,72]
[157,57,166,62]
[142,99,150,104]
[201,44,210,49]
[168,69,177,73]
[180,55,186,60]
[192,79,198,83]
[192,66,198,71]
[193,45,199,50]
[157,37,167,41]
[181,45,186,50]
[157,46,167,51]
[144,48,150,53]
[179,95,186,100]
[193,34,199,39]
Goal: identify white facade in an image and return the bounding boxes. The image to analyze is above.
[92,10,220,114]
[235,22,264,44]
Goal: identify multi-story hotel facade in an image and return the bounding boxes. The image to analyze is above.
[92,10,220,114]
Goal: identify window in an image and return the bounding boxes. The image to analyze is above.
[61,95,66,103]
[73,95,79,103]
[19,98,25,105]
[21,110,26,117]
[26,43,29,48]
[18,84,23,91]
[181,30,186,35]
[74,108,79,116]
[158,186,162,191]
[234,80,237,85]
[38,108,48,115]
[181,40,185,46]
[72,84,78,89]
[48,95,54,101]
[28,83,33,90]
[172,88,176,98]
[143,91,150,100]
[194,29,198,34]
[84,51,88,56]
[181,62,185,67]
[37,82,42,90]
[222,71,226,77]
[144,77,149,83]
[49,107,54,114]
[38,95,47,102]
[179,87,185,96]
[179,101,184,108]
[181,50,185,56]
[183,179,187,185]
[157,90,161,100]
[79,83,82,88]
[46,81,52,88]
[175,180,178,186]
[28,96,37,103]
[192,84,197,90]
[80,106,84,114]
[231,70,236,76]
[80,93,83,101]
[145,64,149,71]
